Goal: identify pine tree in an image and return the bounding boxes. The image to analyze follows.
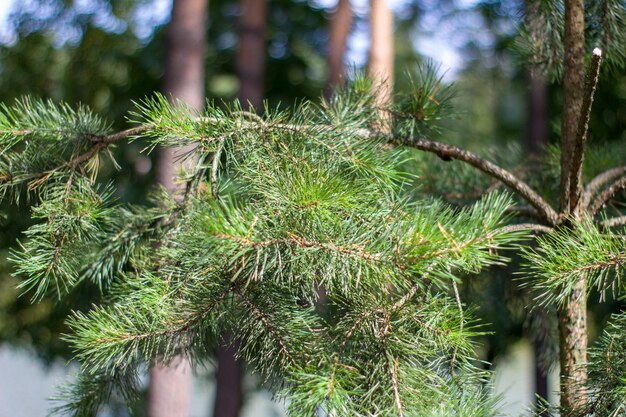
[0,79,525,415]
[1,1,626,416]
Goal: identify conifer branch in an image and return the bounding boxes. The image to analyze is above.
[211,137,225,200]
[588,176,626,215]
[387,351,405,417]
[501,223,554,235]
[505,205,543,221]
[235,290,297,366]
[450,279,463,369]
[570,48,603,211]
[387,135,559,226]
[583,166,626,208]
[602,216,626,228]
[214,232,386,264]
[91,126,149,144]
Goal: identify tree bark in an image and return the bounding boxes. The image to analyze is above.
[213,2,267,416]
[326,0,353,93]
[559,0,586,214]
[149,1,208,417]
[368,0,394,123]
[235,0,267,110]
[558,1,587,415]
[525,3,550,409]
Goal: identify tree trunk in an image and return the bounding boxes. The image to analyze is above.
[368,0,394,122]
[558,1,587,415]
[527,73,548,155]
[213,2,267,416]
[149,1,208,416]
[326,0,353,93]
[525,3,550,410]
[235,0,267,111]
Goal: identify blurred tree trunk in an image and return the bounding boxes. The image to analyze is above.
[326,0,353,93]
[213,2,267,417]
[149,0,208,416]
[368,0,394,124]
[235,0,268,110]
[525,2,549,412]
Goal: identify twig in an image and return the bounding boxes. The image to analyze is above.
[235,290,296,366]
[570,48,603,212]
[92,126,149,144]
[588,176,626,215]
[387,352,405,417]
[505,205,543,221]
[211,138,226,200]
[601,216,626,228]
[388,135,558,226]
[501,223,555,235]
[450,279,463,370]
[583,166,626,207]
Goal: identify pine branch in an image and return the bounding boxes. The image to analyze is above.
[570,48,603,212]
[235,289,297,367]
[588,176,626,215]
[386,351,405,417]
[583,166,626,207]
[505,205,543,221]
[501,223,554,235]
[602,215,626,228]
[387,135,559,226]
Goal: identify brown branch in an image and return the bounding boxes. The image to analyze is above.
[388,135,558,226]
[583,166,626,208]
[588,176,626,215]
[92,126,149,144]
[500,223,555,235]
[505,205,543,221]
[570,48,603,212]
[602,216,626,228]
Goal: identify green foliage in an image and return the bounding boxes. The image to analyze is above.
[523,216,626,305]
[392,61,456,137]
[583,313,626,416]
[0,82,526,416]
[517,0,626,78]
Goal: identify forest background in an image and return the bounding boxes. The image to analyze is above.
[0,0,624,416]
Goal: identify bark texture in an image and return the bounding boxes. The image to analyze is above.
[327,0,353,91]
[368,0,394,120]
[559,0,585,214]
[149,1,208,416]
[213,2,267,416]
[558,1,587,415]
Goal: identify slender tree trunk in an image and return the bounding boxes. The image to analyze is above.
[526,70,548,156]
[235,0,267,110]
[327,0,353,93]
[368,0,394,122]
[525,2,550,410]
[558,1,587,415]
[149,1,208,416]
[213,2,267,416]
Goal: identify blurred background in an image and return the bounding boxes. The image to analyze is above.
[0,0,624,416]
